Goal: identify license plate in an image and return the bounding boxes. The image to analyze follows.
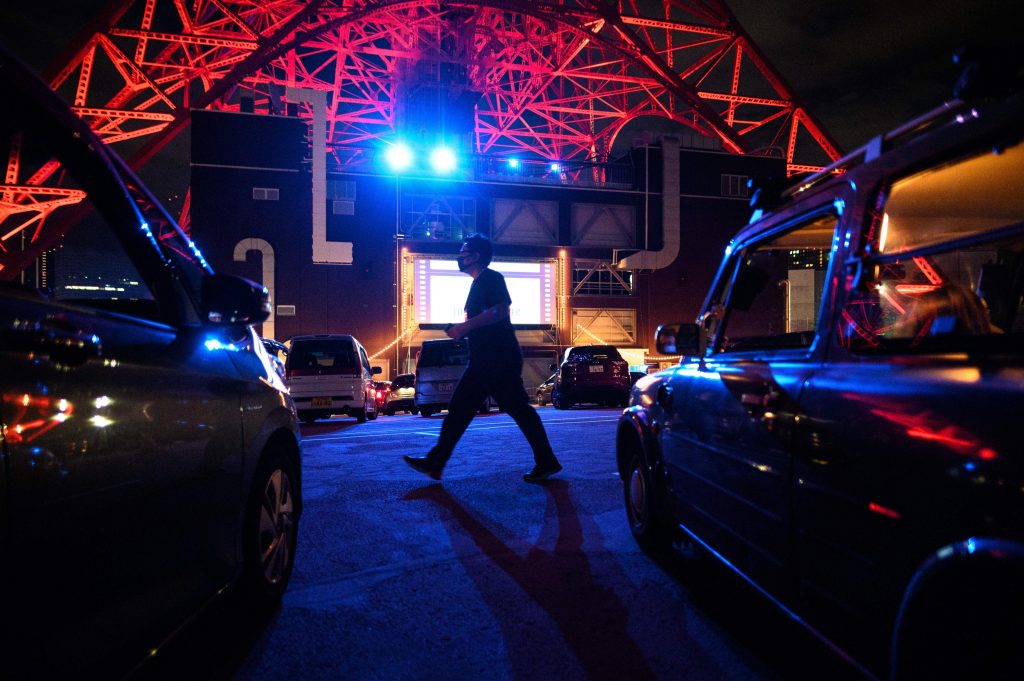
[312,397,332,408]
[439,382,454,392]
[588,365,604,373]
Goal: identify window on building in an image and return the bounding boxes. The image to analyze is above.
[721,174,749,198]
[252,187,279,201]
[328,180,356,200]
[401,194,477,242]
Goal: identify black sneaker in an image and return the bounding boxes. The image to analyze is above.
[403,455,444,481]
[523,461,562,483]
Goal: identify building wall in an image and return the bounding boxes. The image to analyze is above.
[190,111,784,378]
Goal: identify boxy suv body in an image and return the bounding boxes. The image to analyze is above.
[285,334,381,423]
[552,345,630,409]
[617,78,1024,680]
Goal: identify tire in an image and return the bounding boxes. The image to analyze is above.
[354,408,367,423]
[623,451,674,555]
[297,411,317,424]
[384,406,395,416]
[367,402,378,421]
[410,408,418,415]
[554,392,571,410]
[420,408,434,417]
[239,447,299,608]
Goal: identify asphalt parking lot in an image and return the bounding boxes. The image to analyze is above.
[136,407,865,681]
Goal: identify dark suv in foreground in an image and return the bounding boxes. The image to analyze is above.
[0,47,302,677]
[617,68,1023,680]
[552,344,630,409]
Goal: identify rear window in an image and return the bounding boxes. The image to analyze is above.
[418,341,470,368]
[286,339,357,371]
[393,374,415,388]
[567,346,622,362]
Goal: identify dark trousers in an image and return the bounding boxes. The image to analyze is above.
[429,362,557,466]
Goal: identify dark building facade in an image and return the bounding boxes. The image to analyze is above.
[190,110,784,385]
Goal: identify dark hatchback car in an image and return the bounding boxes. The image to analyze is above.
[384,372,417,415]
[0,48,302,677]
[534,373,556,406]
[551,344,630,409]
[617,70,1024,680]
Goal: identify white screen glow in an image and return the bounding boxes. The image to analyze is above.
[414,258,555,325]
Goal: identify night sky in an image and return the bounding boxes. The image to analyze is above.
[1,1,1018,162]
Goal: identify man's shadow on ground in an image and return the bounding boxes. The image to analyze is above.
[403,480,658,680]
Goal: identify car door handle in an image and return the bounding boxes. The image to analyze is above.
[2,319,101,367]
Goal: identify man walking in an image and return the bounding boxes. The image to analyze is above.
[403,233,562,483]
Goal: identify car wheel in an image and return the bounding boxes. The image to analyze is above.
[623,451,674,555]
[384,406,395,416]
[240,447,298,607]
[410,408,419,415]
[298,411,317,424]
[367,401,378,421]
[554,392,571,410]
[420,408,433,417]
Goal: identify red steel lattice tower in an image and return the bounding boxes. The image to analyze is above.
[3,0,841,264]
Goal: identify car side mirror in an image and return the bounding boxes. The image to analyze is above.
[201,274,270,326]
[655,323,703,356]
[372,366,382,375]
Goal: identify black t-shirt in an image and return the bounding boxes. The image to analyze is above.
[464,268,520,367]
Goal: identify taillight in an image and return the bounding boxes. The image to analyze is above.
[612,361,627,375]
[286,368,316,378]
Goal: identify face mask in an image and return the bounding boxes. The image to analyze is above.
[457,253,474,272]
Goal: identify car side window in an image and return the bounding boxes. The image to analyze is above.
[359,346,371,373]
[840,139,1024,353]
[0,125,165,322]
[708,212,838,353]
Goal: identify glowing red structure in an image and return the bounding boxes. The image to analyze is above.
[3,0,840,263]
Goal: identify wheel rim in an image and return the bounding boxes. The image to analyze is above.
[258,468,295,585]
[628,464,647,529]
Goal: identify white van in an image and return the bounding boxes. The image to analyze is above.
[285,334,381,423]
[414,339,495,417]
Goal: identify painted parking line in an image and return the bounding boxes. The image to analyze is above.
[303,414,619,441]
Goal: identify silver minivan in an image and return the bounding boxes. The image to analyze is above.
[285,334,381,423]
[414,339,495,417]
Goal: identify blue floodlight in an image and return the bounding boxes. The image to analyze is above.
[507,158,520,170]
[430,146,457,173]
[549,162,561,173]
[385,142,414,172]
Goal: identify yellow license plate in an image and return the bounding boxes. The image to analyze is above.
[312,397,332,408]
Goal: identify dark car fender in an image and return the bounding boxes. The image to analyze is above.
[615,405,665,485]
[239,403,303,521]
[890,537,1024,681]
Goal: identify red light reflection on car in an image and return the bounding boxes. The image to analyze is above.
[1,392,73,444]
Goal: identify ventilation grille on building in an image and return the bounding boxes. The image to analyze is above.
[276,304,296,316]
[332,200,355,215]
[253,187,280,201]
